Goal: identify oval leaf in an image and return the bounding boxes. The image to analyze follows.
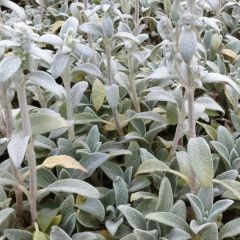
[42,155,87,172]
[188,137,214,187]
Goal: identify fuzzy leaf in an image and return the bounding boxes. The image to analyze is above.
[201,223,218,240]
[43,179,100,199]
[113,32,141,44]
[146,212,191,233]
[51,52,69,79]
[76,198,105,221]
[0,208,14,225]
[202,73,240,95]
[37,208,58,232]
[7,133,29,168]
[71,81,88,109]
[219,218,240,239]
[145,90,176,104]
[0,55,21,82]
[156,177,173,212]
[79,22,103,36]
[91,79,105,111]
[178,29,197,62]
[60,16,78,38]
[28,71,65,97]
[217,126,234,152]
[196,97,224,114]
[188,137,214,187]
[136,159,169,175]
[39,34,63,47]
[50,226,72,240]
[210,141,230,168]
[42,155,87,172]
[1,0,26,19]
[73,63,103,78]
[118,205,147,230]
[208,199,233,222]
[186,194,204,223]
[102,16,114,38]
[105,84,119,109]
[74,112,102,124]
[30,112,68,135]
[113,176,128,206]
[4,229,32,240]
[78,153,109,179]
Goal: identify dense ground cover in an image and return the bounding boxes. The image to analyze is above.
[1,0,240,239]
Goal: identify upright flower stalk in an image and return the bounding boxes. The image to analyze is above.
[105,38,124,136]
[103,16,124,136]
[134,0,140,35]
[62,62,75,141]
[16,71,37,223]
[178,12,198,138]
[178,11,198,193]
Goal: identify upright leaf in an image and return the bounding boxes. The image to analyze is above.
[7,133,29,168]
[91,79,105,111]
[0,55,21,82]
[188,137,214,187]
[0,208,14,225]
[113,176,128,206]
[156,177,173,212]
[118,205,147,230]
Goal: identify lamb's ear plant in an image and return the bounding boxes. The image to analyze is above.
[2,0,240,239]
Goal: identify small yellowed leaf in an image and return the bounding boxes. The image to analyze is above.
[52,21,64,33]
[221,48,238,63]
[46,215,62,234]
[76,195,87,205]
[103,114,128,131]
[92,79,105,111]
[50,215,62,226]
[42,155,88,172]
[73,72,85,82]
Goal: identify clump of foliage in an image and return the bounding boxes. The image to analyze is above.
[1,0,240,239]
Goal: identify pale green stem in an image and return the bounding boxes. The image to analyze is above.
[0,83,24,220]
[11,164,24,220]
[105,39,124,136]
[112,108,124,137]
[62,63,75,141]
[128,49,141,112]
[106,40,113,86]
[16,73,37,223]
[186,64,197,194]
[187,65,196,138]
[168,118,184,161]
[134,0,140,35]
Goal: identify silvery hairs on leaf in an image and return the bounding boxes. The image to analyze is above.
[178,28,197,63]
